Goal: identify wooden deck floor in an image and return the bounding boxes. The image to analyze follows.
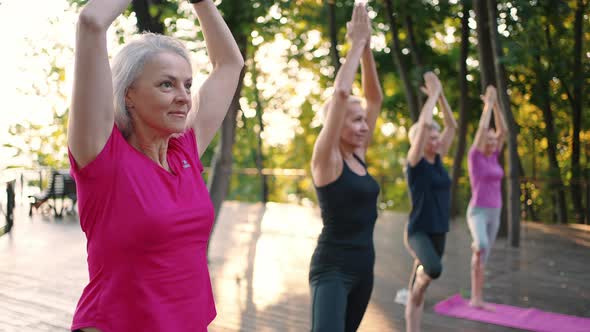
[1,201,589,331]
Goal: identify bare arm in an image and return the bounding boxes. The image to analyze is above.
[68,0,132,168]
[358,43,384,158]
[407,72,441,167]
[473,86,496,152]
[312,4,370,186]
[188,0,245,157]
[491,93,507,150]
[437,90,458,157]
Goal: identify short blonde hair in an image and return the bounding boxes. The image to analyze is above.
[408,121,441,145]
[321,95,364,124]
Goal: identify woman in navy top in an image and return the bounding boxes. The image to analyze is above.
[404,72,457,332]
[309,4,383,331]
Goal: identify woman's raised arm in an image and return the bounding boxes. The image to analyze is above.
[68,0,133,168]
[312,4,370,182]
[187,0,245,157]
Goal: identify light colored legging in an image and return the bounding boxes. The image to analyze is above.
[466,205,501,264]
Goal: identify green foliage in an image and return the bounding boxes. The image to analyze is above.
[7,111,70,169]
[9,0,590,222]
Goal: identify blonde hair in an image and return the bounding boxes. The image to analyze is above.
[408,121,441,145]
[320,95,364,124]
[111,33,192,138]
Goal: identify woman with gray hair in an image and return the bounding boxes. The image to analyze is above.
[67,0,243,331]
[309,4,383,331]
[404,72,457,332]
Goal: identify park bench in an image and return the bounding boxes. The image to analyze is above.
[28,169,77,218]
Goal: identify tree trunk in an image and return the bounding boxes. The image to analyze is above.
[486,0,520,247]
[539,85,568,223]
[570,0,586,223]
[131,0,165,33]
[473,0,496,90]
[404,14,426,108]
[207,36,248,221]
[383,0,420,122]
[251,60,269,203]
[404,15,424,71]
[535,25,569,224]
[207,71,245,220]
[450,0,470,217]
[327,0,341,73]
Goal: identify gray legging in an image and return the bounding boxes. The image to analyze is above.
[310,270,373,332]
[466,205,501,263]
[405,231,446,282]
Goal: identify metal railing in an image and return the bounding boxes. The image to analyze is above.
[1,177,16,234]
[2,167,588,226]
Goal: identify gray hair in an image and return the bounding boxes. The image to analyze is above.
[112,33,192,138]
[408,121,441,145]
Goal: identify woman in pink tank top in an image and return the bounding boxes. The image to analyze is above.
[67,1,244,331]
[466,85,507,310]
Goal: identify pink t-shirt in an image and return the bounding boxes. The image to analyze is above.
[467,147,504,208]
[69,125,216,332]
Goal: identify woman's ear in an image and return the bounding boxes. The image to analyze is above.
[124,89,134,110]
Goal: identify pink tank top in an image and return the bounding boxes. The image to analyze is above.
[69,126,216,331]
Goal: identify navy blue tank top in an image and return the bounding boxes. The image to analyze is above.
[406,154,451,234]
[310,154,381,278]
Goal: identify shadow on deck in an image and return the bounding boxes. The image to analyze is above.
[0,202,589,331]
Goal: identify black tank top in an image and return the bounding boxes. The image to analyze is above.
[406,154,451,234]
[310,154,381,278]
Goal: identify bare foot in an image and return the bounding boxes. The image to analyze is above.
[469,300,496,312]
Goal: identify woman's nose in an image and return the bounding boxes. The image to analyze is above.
[361,121,369,131]
[176,87,190,103]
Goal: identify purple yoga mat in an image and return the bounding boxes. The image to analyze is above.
[434,294,590,332]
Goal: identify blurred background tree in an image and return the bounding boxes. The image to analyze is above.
[5,0,589,228]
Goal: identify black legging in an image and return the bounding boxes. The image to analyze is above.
[310,270,373,332]
[405,231,446,284]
